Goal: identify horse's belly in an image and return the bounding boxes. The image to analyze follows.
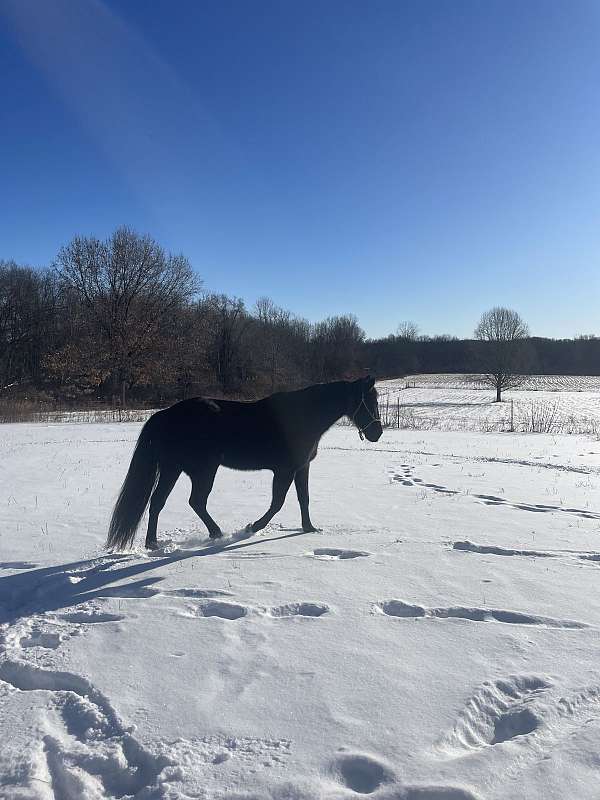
[221,452,277,471]
[220,439,283,471]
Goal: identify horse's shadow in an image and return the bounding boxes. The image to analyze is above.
[0,529,307,625]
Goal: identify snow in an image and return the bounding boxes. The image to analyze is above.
[2,420,600,798]
[377,379,600,434]
[388,374,600,392]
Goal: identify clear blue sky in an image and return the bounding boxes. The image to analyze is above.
[2,0,599,339]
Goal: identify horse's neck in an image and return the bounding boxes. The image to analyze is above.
[306,383,347,438]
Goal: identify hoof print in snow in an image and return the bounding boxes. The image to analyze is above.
[452,540,557,559]
[195,601,249,620]
[378,600,426,618]
[437,674,550,756]
[376,600,587,628]
[310,548,370,560]
[267,602,329,618]
[491,707,539,744]
[332,752,394,794]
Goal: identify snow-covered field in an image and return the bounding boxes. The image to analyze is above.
[394,374,600,392]
[2,421,600,799]
[377,378,600,434]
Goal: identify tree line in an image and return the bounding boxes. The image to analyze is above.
[1,227,598,406]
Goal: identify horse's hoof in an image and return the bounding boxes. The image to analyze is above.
[247,523,263,534]
[145,540,159,550]
[302,525,321,533]
[209,530,223,539]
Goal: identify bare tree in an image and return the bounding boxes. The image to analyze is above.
[310,315,365,381]
[54,227,199,403]
[474,307,530,401]
[253,297,295,392]
[396,320,420,341]
[202,294,252,394]
[0,261,60,391]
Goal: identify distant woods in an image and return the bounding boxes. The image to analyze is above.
[1,227,599,406]
[0,227,366,404]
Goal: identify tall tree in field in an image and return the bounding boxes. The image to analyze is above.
[474,307,529,401]
[54,227,199,403]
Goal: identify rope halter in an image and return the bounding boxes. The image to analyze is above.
[351,393,381,440]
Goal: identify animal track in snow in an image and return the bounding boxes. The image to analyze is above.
[453,540,558,558]
[266,602,329,618]
[309,548,370,560]
[329,752,481,799]
[475,494,600,520]
[389,466,459,495]
[437,674,551,757]
[454,540,600,566]
[331,751,395,793]
[0,658,172,796]
[185,599,331,620]
[376,600,587,629]
[389,465,600,520]
[193,600,249,620]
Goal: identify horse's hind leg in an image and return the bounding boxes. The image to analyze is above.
[146,465,181,549]
[189,463,222,538]
[250,469,294,533]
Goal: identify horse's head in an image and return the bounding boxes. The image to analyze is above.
[348,376,383,442]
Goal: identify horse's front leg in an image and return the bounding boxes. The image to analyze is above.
[250,469,294,533]
[294,463,320,532]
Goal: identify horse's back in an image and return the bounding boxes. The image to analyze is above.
[151,394,315,471]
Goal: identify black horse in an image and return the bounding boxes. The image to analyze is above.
[107,376,382,550]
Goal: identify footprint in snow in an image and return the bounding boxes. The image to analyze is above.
[194,600,249,620]
[329,751,480,799]
[331,751,395,793]
[309,548,370,560]
[0,659,170,796]
[453,540,557,559]
[182,600,330,620]
[390,466,459,496]
[436,674,551,757]
[376,600,587,629]
[266,602,329,618]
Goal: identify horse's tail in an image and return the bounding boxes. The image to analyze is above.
[107,414,161,550]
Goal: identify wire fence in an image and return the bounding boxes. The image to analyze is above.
[0,400,157,425]
[2,391,599,437]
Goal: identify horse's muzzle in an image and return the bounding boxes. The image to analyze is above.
[364,422,383,442]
